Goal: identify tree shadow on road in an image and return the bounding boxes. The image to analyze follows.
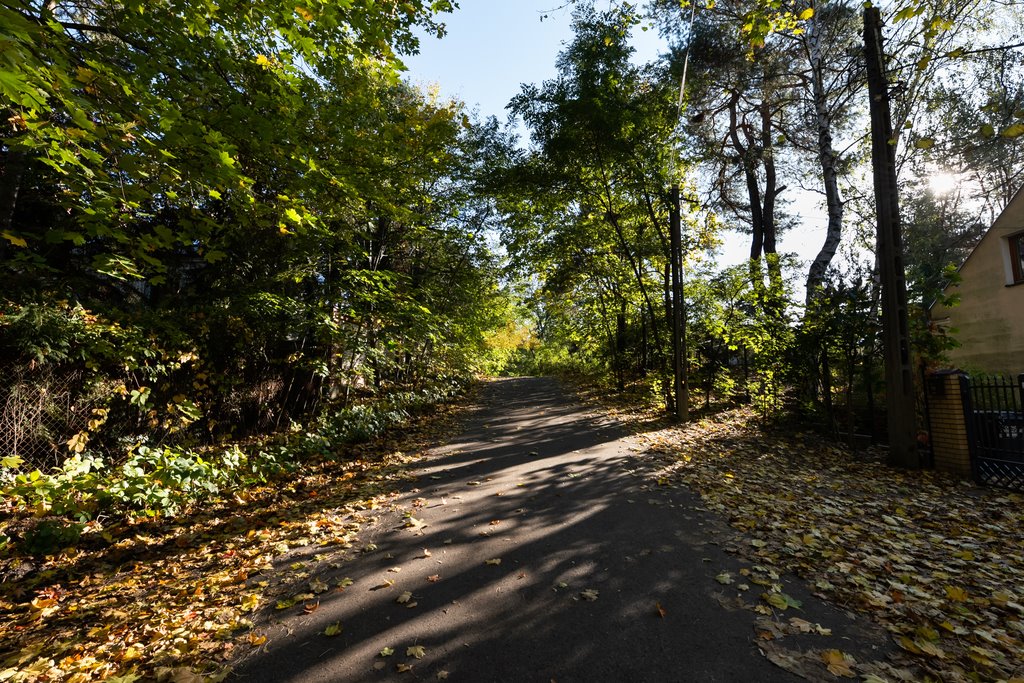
[230,377,875,682]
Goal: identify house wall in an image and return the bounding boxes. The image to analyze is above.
[931,192,1024,375]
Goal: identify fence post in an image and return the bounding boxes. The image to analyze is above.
[926,370,973,478]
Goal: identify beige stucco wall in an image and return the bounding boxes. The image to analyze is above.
[930,190,1024,375]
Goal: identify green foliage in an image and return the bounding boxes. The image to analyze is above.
[3,380,465,521]
[18,518,85,557]
[0,0,514,511]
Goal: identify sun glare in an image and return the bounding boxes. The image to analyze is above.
[928,171,961,195]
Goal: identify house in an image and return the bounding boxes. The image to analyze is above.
[930,186,1024,375]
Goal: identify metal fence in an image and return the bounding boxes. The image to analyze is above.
[0,365,99,471]
[963,374,1024,490]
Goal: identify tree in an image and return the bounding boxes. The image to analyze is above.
[500,5,701,411]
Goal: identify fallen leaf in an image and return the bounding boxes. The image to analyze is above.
[485,558,501,566]
[821,649,856,678]
[427,575,441,582]
[380,647,395,657]
[762,592,801,611]
[580,589,599,601]
[303,601,319,614]
[715,572,734,585]
[945,586,969,602]
[396,663,413,673]
[655,602,666,618]
[240,594,260,612]
[407,645,426,659]
[324,622,343,637]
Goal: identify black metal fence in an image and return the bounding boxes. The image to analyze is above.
[962,374,1024,490]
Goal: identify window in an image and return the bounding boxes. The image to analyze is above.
[1012,233,1024,284]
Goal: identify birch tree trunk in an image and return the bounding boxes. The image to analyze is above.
[805,14,845,304]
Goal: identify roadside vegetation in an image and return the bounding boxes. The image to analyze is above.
[2,0,1024,680]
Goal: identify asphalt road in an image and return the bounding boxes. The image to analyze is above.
[233,377,884,682]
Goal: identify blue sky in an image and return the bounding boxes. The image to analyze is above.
[402,1,663,122]
[401,1,827,272]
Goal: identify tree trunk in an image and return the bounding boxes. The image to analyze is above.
[0,149,26,262]
[805,15,844,304]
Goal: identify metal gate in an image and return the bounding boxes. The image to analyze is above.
[961,374,1024,490]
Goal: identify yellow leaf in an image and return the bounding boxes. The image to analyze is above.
[324,622,342,636]
[396,591,412,604]
[240,594,260,612]
[295,6,313,21]
[898,636,923,654]
[1,232,28,248]
[248,633,267,646]
[255,54,272,69]
[1001,123,1024,138]
[945,586,969,602]
[379,647,394,657]
[485,558,501,566]
[798,7,814,20]
[407,645,426,659]
[821,649,856,678]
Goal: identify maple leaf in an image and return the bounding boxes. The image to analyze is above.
[715,572,734,585]
[407,645,426,659]
[239,594,260,612]
[821,649,856,678]
[945,586,969,602]
[396,591,413,604]
[309,579,329,594]
[397,663,414,673]
[379,647,395,657]
[427,575,440,582]
[323,622,342,637]
[436,671,449,680]
[580,589,599,601]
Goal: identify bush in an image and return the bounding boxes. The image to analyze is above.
[1,379,469,526]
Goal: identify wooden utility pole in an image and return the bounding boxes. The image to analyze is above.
[669,184,688,421]
[864,7,918,468]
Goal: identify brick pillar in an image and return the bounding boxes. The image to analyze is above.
[926,371,972,477]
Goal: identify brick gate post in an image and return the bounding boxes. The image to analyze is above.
[926,370,972,478]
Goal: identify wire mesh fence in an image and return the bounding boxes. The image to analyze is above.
[0,364,100,471]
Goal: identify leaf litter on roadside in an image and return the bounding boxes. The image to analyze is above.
[0,392,470,682]
[615,405,1024,682]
